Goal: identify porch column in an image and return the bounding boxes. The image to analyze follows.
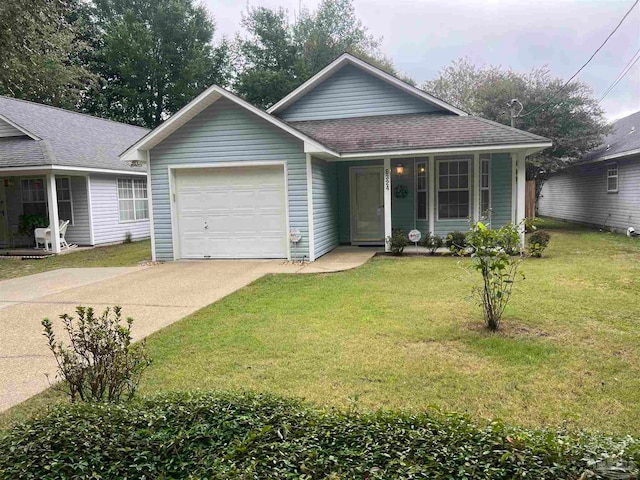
[515,152,526,246]
[383,158,392,252]
[511,153,517,223]
[306,153,315,262]
[473,153,480,223]
[428,156,435,235]
[46,173,61,253]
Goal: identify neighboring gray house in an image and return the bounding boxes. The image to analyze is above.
[539,111,640,233]
[0,96,150,252]
[121,53,552,262]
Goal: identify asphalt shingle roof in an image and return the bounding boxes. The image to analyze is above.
[288,113,550,153]
[0,96,148,171]
[582,111,640,162]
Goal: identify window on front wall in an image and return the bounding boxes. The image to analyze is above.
[117,178,148,222]
[416,161,428,220]
[56,177,73,225]
[437,158,470,219]
[607,163,618,192]
[480,154,491,217]
[21,178,47,217]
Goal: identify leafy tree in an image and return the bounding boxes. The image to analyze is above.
[235,0,404,109]
[81,0,230,128]
[424,58,610,196]
[0,0,95,109]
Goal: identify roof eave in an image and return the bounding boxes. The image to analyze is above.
[579,147,640,165]
[333,142,552,159]
[267,53,468,117]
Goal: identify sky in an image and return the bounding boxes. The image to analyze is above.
[205,0,640,121]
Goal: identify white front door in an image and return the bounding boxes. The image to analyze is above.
[174,165,288,259]
[350,166,384,244]
[0,181,9,246]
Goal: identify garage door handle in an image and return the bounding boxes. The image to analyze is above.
[204,222,209,230]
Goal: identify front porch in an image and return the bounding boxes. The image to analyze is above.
[0,170,90,253]
[308,150,527,260]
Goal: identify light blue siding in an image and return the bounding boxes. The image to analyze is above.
[90,174,150,245]
[149,97,309,261]
[311,157,339,258]
[277,64,442,122]
[65,176,91,245]
[489,153,513,229]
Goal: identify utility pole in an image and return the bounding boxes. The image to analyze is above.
[507,99,523,128]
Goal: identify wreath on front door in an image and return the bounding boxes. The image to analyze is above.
[394,184,409,199]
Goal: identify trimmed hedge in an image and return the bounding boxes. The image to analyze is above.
[0,392,638,479]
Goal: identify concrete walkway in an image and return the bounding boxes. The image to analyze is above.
[0,247,378,412]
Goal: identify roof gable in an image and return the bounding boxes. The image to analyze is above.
[268,53,467,119]
[120,85,337,162]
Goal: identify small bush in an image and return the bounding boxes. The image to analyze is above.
[446,230,468,255]
[466,222,523,331]
[123,231,133,244]
[0,392,638,479]
[42,306,151,403]
[528,230,551,258]
[17,214,47,237]
[386,229,409,256]
[421,233,444,255]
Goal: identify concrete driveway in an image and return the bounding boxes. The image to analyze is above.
[0,247,377,412]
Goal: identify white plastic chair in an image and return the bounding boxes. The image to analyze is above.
[34,220,75,251]
[34,225,51,251]
[59,220,76,250]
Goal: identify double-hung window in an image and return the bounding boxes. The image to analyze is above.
[416,160,428,220]
[480,154,491,217]
[21,179,47,217]
[437,157,470,219]
[56,177,73,224]
[118,178,148,222]
[607,163,618,193]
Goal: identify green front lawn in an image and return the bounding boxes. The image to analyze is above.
[0,240,151,281]
[3,220,640,435]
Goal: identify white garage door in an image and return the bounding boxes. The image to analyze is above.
[174,165,288,259]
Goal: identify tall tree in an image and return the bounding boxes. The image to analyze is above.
[235,0,403,109]
[82,0,230,128]
[424,59,610,195]
[0,0,95,109]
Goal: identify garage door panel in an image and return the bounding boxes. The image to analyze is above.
[175,166,287,259]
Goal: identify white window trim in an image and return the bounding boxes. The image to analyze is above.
[415,160,428,221]
[606,162,618,193]
[117,177,149,223]
[436,157,471,221]
[20,178,47,217]
[55,176,74,226]
[480,155,491,218]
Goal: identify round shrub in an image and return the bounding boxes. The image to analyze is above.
[386,229,409,256]
[0,391,637,479]
[422,233,444,255]
[446,230,468,255]
[528,230,551,257]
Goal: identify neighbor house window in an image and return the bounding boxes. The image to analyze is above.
[21,178,47,217]
[607,163,618,193]
[416,161,428,220]
[118,178,148,222]
[480,154,491,217]
[56,177,73,225]
[437,158,470,219]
